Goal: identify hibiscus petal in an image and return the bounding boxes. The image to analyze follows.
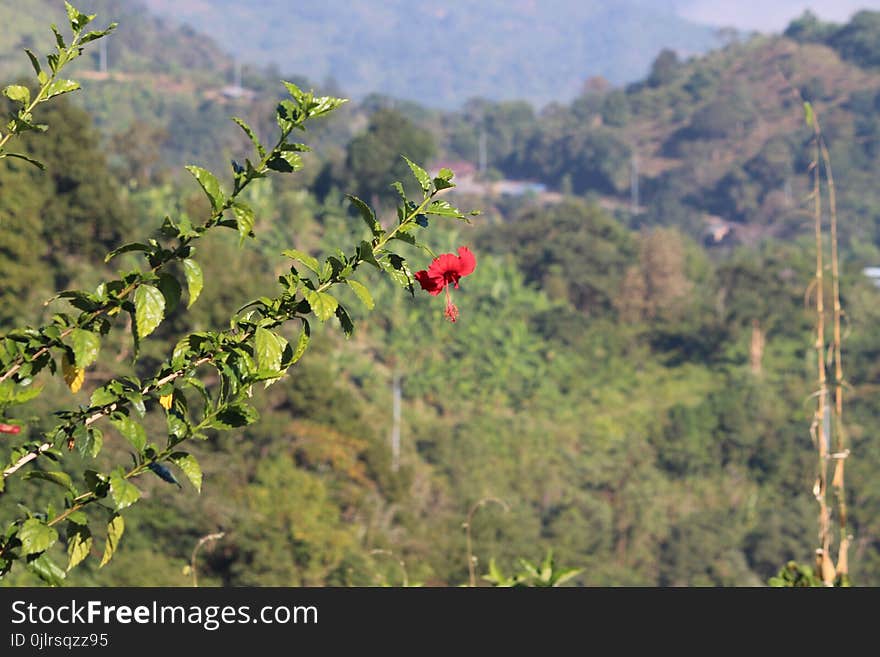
[456,246,476,277]
[415,269,444,295]
[427,253,459,279]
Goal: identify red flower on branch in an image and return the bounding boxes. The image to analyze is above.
[414,246,476,322]
[0,423,21,435]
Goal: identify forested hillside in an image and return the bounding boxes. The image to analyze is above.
[140,0,721,107]
[3,4,880,587]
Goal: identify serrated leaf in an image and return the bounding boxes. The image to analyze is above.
[134,284,165,339]
[104,241,151,262]
[390,181,406,202]
[213,404,259,428]
[282,249,320,274]
[80,24,117,44]
[335,304,354,337]
[266,150,303,173]
[66,523,92,572]
[27,553,66,586]
[78,427,103,459]
[62,353,84,393]
[291,320,310,364]
[3,84,30,105]
[170,452,202,493]
[65,2,95,31]
[231,201,255,245]
[109,473,140,511]
[69,328,100,368]
[22,470,74,491]
[89,386,116,408]
[24,49,41,77]
[45,79,80,99]
[308,95,347,117]
[403,155,431,192]
[110,414,146,452]
[183,259,203,308]
[19,518,58,556]
[232,117,266,157]
[185,165,225,211]
[99,514,124,568]
[303,289,338,321]
[156,273,181,313]
[347,195,383,235]
[346,279,374,309]
[254,327,283,373]
[426,199,467,219]
[358,241,381,269]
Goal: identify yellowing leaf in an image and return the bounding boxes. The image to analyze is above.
[159,393,173,410]
[62,354,84,393]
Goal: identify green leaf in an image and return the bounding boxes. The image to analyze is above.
[185,165,225,211]
[335,304,354,338]
[156,273,181,313]
[390,181,407,202]
[110,414,146,453]
[232,117,266,157]
[267,150,303,173]
[170,452,202,493]
[426,199,467,220]
[66,523,92,572]
[89,386,116,408]
[69,328,100,368]
[358,241,381,269]
[78,427,103,459]
[24,49,41,77]
[65,2,95,31]
[308,95,347,118]
[104,241,151,262]
[232,202,255,244]
[213,404,259,428]
[282,249,320,274]
[403,156,431,192]
[27,553,66,586]
[346,279,374,310]
[133,285,165,339]
[99,514,124,568]
[347,195,383,235]
[254,327,283,373]
[303,289,338,321]
[183,259,203,308]
[291,320,310,364]
[45,79,80,99]
[79,24,117,44]
[385,255,414,295]
[22,470,74,491]
[19,518,58,556]
[804,101,815,128]
[3,84,30,105]
[109,473,140,511]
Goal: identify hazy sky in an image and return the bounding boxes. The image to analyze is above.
[679,0,880,31]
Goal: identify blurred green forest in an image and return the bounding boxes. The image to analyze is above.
[4,5,880,586]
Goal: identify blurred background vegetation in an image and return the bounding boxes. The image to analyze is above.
[4,1,880,586]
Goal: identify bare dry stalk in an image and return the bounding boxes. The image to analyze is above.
[462,497,509,587]
[818,135,848,577]
[189,532,225,587]
[808,109,834,586]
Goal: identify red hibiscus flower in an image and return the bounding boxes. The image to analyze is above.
[414,246,476,322]
[0,423,21,434]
